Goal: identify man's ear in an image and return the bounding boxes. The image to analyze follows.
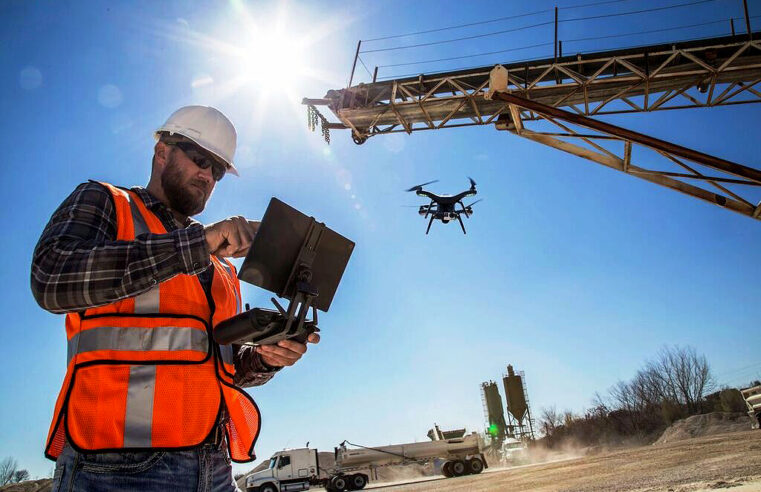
[153,141,170,171]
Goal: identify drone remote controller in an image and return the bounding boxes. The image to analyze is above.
[213,301,319,346]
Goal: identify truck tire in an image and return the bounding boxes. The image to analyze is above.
[260,484,278,492]
[331,475,348,492]
[442,461,453,478]
[467,457,484,474]
[348,473,367,490]
[451,460,467,476]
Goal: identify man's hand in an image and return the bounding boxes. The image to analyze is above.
[204,217,260,257]
[256,333,320,368]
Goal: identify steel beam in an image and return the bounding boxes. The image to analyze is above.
[306,33,761,139]
[493,92,761,183]
[497,93,761,221]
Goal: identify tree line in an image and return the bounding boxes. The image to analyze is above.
[0,457,30,486]
[538,345,752,448]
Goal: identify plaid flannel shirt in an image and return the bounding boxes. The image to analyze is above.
[31,181,277,387]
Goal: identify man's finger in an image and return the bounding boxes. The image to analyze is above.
[257,344,303,360]
[226,222,245,253]
[256,349,293,367]
[230,243,251,258]
[276,339,308,354]
[232,215,251,243]
[243,220,257,243]
[234,217,255,251]
[217,219,254,257]
[261,354,296,367]
[307,333,320,344]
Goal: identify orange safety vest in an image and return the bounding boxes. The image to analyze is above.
[45,182,261,463]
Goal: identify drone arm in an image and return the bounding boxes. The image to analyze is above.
[451,189,476,202]
[417,190,437,201]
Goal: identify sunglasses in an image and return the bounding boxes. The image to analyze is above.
[169,141,227,181]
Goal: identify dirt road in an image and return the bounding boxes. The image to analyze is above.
[366,430,761,491]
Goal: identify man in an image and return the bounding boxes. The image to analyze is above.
[31,105,319,491]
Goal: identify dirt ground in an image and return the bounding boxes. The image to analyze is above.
[5,430,758,491]
[365,430,761,492]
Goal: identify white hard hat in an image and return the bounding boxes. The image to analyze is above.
[155,105,239,176]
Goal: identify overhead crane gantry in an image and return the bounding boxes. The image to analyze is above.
[303,32,761,221]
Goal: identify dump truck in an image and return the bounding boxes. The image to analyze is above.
[740,383,761,429]
[245,431,485,492]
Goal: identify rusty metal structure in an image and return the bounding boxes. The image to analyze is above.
[304,29,761,221]
[503,365,536,442]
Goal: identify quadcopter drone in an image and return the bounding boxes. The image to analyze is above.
[405,177,482,234]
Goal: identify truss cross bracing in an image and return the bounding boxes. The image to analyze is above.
[304,33,761,221]
[305,34,761,137]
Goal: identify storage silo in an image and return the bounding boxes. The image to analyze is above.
[480,380,507,446]
[502,365,535,441]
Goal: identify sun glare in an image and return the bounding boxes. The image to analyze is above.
[238,26,309,94]
[146,0,348,135]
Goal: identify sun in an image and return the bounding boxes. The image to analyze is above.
[147,0,348,130]
[237,26,309,94]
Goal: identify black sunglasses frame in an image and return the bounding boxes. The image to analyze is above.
[168,140,227,181]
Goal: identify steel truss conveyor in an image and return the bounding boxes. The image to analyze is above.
[304,33,761,220]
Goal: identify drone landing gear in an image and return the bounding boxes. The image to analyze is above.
[424,200,434,219]
[456,214,467,234]
[426,215,435,234]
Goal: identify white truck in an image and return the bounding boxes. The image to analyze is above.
[245,431,486,492]
[740,383,761,429]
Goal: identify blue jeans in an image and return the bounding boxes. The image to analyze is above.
[51,442,241,492]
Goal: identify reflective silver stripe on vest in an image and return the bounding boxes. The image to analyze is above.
[126,193,161,313]
[67,326,209,364]
[126,193,150,237]
[123,365,156,447]
[219,344,234,366]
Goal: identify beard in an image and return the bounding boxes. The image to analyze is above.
[161,150,209,217]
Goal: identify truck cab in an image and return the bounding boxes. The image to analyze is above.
[246,448,319,492]
[741,383,761,429]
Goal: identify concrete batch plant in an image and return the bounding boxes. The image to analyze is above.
[481,365,536,446]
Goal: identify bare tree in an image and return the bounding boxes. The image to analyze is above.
[609,380,636,413]
[650,346,714,413]
[562,410,576,428]
[590,392,610,417]
[632,367,668,408]
[0,457,18,486]
[539,406,563,436]
[12,469,29,483]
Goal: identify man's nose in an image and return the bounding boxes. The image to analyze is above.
[197,165,214,183]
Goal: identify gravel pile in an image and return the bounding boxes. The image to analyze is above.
[655,412,753,445]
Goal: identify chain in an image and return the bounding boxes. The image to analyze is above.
[307,105,330,144]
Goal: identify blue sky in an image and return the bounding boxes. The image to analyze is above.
[1,0,760,479]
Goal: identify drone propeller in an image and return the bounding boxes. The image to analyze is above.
[468,176,477,189]
[466,198,483,207]
[405,180,439,192]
